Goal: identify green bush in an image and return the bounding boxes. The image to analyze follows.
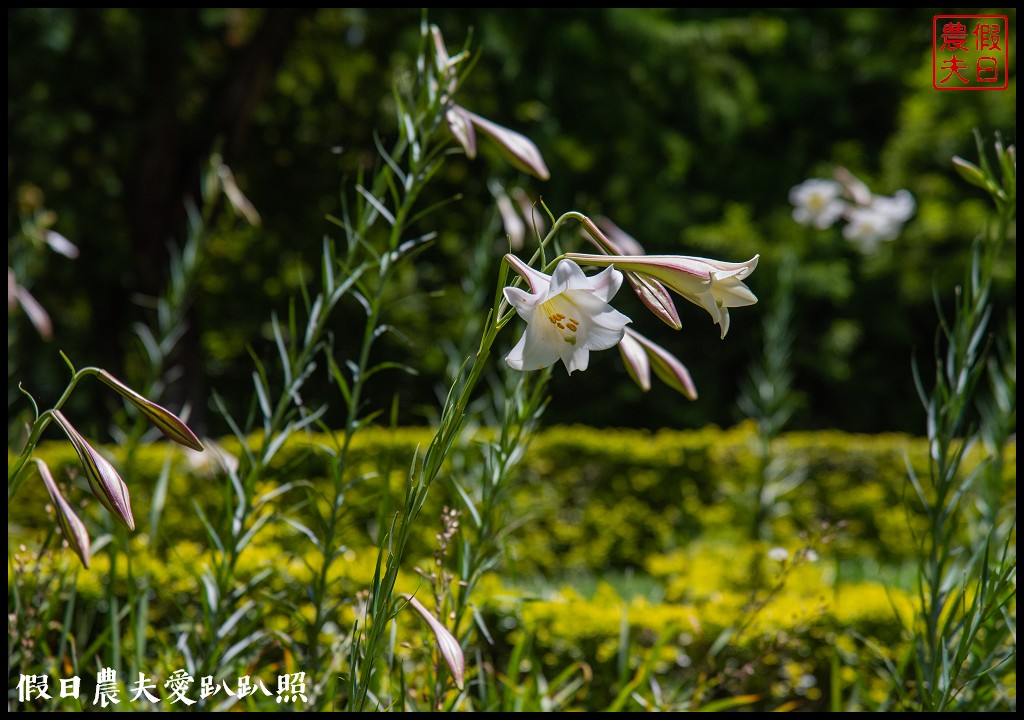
[12,423,1012,576]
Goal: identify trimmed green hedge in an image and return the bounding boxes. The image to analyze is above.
[11,423,1014,576]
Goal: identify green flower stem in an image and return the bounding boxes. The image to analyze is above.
[8,364,102,501]
[352,213,578,708]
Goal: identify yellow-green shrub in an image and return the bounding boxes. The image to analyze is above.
[11,424,1014,579]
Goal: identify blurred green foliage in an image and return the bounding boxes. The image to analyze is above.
[7,9,1017,435]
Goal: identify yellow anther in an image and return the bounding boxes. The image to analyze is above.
[556,322,566,329]
[569,317,580,324]
[566,322,578,332]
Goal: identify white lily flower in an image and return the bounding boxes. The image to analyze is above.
[789,179,847,229]
[504,255,631,374]
[869,189,915,225]
[566,253,759,339]
[843,189,915,252]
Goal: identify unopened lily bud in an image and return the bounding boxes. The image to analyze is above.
[405,595,465,690]
[626,272,682,331]
[96,370,204,452]
[430,24,450,73]
[9,274,54,340]
[51,410,135,531]
[951,156,989,190]
[622,328,697,399]
[462,108,550,181]
[36,459,91,568]
[618,330,651,392]
[447,106,477,160]
[511,188,548,238]
[578,217,682,330]
[495,192,526,250]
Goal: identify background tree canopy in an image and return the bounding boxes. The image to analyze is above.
[8,8,1016,437]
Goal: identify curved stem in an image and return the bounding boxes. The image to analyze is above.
[8,366,103,500]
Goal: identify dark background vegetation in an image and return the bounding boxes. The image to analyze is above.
[8,8,1016,437]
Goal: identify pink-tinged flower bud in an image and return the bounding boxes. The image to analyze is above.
[447,106,477,160]
[430,25,451,73]
[404,595,465,690]
[617,329,651,392]
[51,410,135,531]
[595,217,647,257]
[511,188,547,239]
[96,370,204,452]
[625,273,683,331]
[496,192,526,251]
[459,107,550,181]
[578,218,682,330]
[621,328,697,399]
[36,459,91,568]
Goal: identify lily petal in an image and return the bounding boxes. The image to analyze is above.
[505,252,552,294]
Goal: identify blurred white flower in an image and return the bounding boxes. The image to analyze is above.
[830,168,916,252]
[842,190,914,252]
[789,179,846,229]
[870,189,915,226]
[768,547,790,562]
